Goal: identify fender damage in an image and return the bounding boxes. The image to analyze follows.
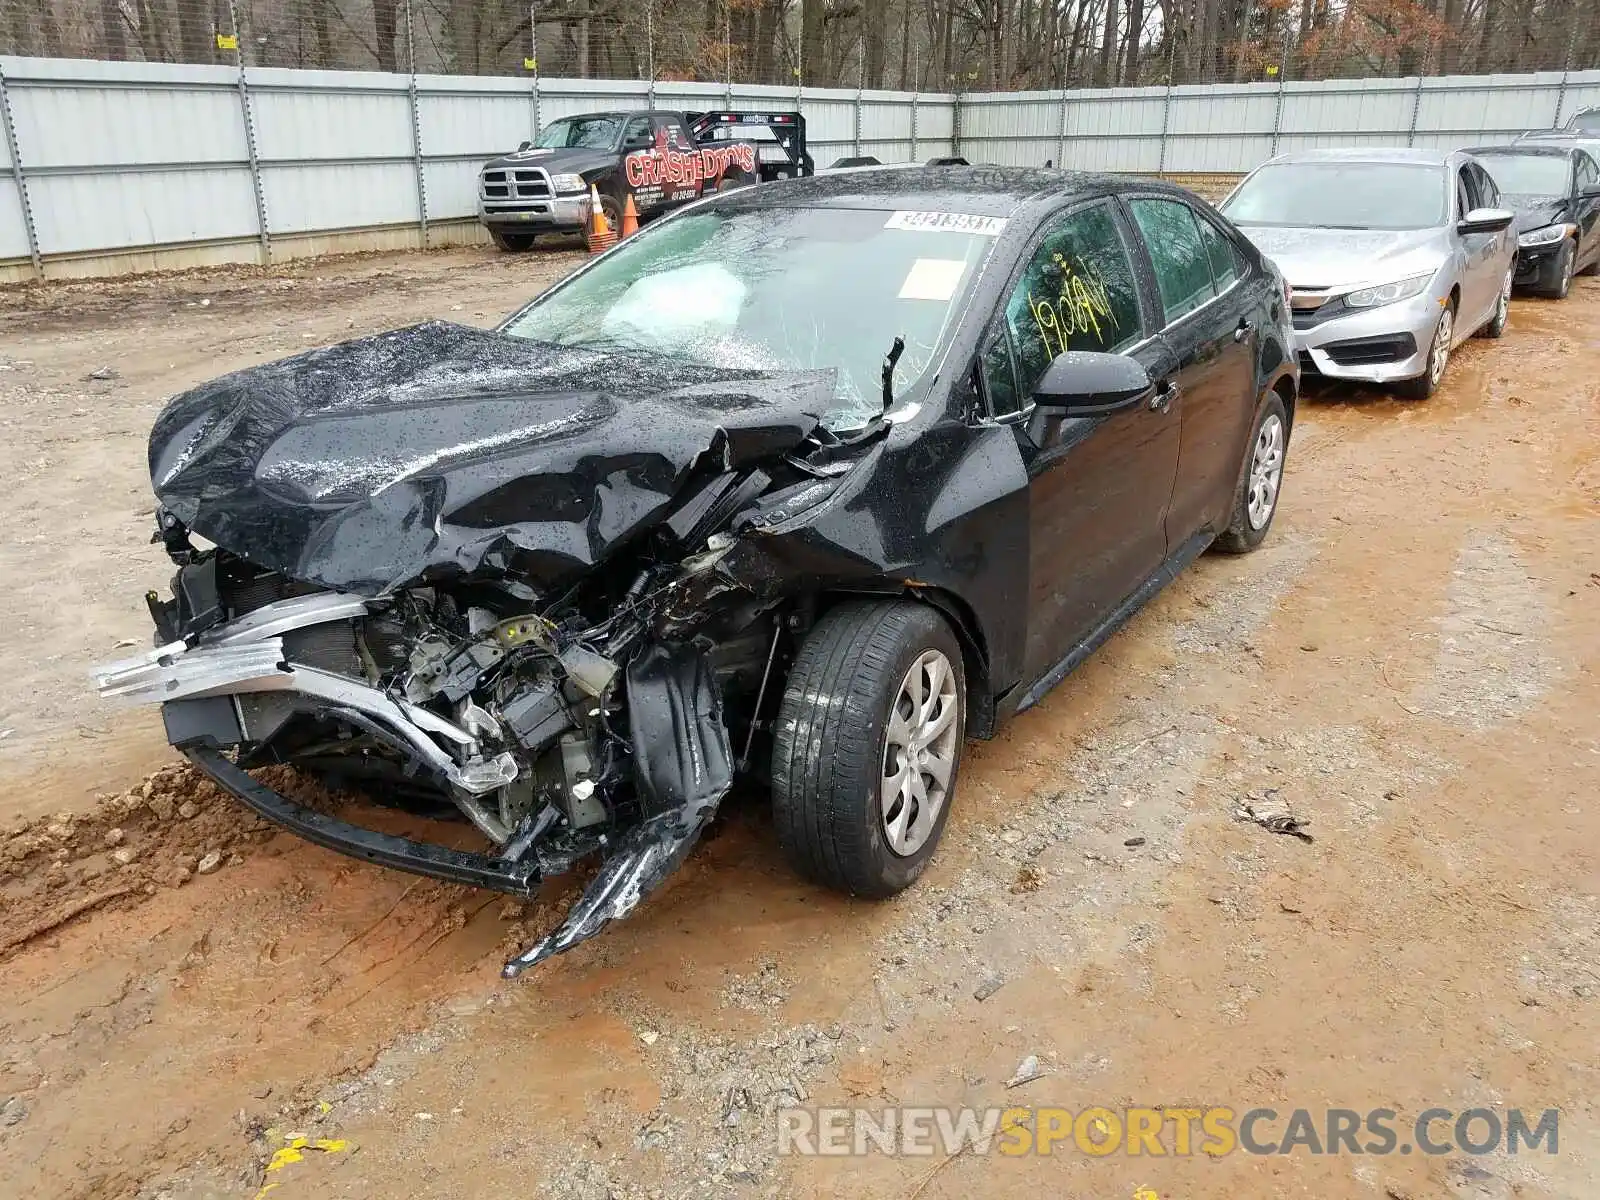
[95,321,926,974]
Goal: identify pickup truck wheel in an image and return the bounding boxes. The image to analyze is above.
[490,229,538,253]
[771,601,965,899]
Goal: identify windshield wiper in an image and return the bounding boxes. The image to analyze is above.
[881,335,906,412]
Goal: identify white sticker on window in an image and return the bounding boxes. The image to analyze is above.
[897,258,968,302]
[885,210,1008,236]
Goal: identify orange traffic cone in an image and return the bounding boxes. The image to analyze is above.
[620,193,639,239]
[586,185,616,254]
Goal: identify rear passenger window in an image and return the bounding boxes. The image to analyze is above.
[1195,215,1243,291]
[1129,198,1217,324]
[1000,201,1143,397]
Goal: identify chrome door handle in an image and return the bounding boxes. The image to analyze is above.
[1149,382,1179,413]
[1233,319,1253,344]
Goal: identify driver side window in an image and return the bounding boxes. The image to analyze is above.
[622,116,652,145]
[999,202,1142,401]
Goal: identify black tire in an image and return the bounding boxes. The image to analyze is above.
[1537,239,1575,299]
[716,170,756,192]
[1394,298,1456,400]
[1213,391,1290,554]
[489,228,538,252]
[1478,266,1511,338]
[599,192,623,233]
[771,601,965,898]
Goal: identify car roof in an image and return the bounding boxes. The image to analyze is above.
[1263,147,1454,166]
[712,164,1192,218]
[1465,143,1575,159]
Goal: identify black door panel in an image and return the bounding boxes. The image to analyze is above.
[1015,336,1181,685]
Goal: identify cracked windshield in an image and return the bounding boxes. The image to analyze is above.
[501,206,998,430]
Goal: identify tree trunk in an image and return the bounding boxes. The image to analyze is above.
[1122,0,1143,84]
[373,0,399,72]
[177,0,215,63]
[312,0,335,69]
[802,0,827,84]
[102,0,129,59]
[863,0,888,86]
[1098,0,1118,85]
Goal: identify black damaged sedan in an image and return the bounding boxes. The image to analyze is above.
[96,167,1297,976]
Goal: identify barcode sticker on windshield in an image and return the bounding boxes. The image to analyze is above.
[898,258,968,302]
[885,211,1008,236]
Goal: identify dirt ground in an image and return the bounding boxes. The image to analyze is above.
[0,246,1596,1200]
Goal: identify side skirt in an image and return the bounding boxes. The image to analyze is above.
[1011,528,1215,715]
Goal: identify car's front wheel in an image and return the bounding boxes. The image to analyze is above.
[771,601,965,898]
[1395,299,1455,400]
[1537,239,1576,299]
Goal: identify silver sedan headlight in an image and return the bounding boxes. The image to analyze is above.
[548,172,587,194]
[1344,273,1433,309]
[1518,223,1574,248]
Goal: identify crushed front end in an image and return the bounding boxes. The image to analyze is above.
[94,322,877,976]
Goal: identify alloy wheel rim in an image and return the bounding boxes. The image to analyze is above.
[1246,413,1285,531]
[880,649,959,857]
[1429,308,1453,386]
[1498,271,1511,323]
[1562,246,1574,294]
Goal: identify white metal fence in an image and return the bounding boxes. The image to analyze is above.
[2,55,1597,281]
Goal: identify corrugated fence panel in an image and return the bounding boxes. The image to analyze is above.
[248,68,416,235]
[416,75,536,223]
[3,56,257,256]
[0,178,29,260]
[960,91,1061,167]
[1276,79,1418,153]
[29,167,258,255]
[3,57,1598,275]
[1063,87,1169,172]
[9,63,244,170]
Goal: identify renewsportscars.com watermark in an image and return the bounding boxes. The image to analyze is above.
[776,1106,1561,1158]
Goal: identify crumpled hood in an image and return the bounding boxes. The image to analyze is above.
[149,321,828,596]
[483,146,617,177]
[1500,195,1567,234]
[1239,225,1447,290]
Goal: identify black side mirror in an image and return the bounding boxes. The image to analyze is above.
[1457,207,1515,235]
[1033,351,1152,417]
[517,140,533,152]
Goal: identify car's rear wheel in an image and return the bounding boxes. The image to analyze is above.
[771,601,965,898]
[1395,300,1454,400]
[1479,266,1512,338]
[490,229,538,252]
[1214,391,1289,554]
[1538,239,1576,299]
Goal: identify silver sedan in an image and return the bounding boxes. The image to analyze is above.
[1220,148,1516,399]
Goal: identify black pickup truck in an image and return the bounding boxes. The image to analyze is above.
[477,109,813,251]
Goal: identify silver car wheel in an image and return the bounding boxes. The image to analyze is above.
[1246,413,1285,531]
[1560,243,1575,297]
[1428,306,1454,387]
[880,649,959,857]
[1497,270,1511,323]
